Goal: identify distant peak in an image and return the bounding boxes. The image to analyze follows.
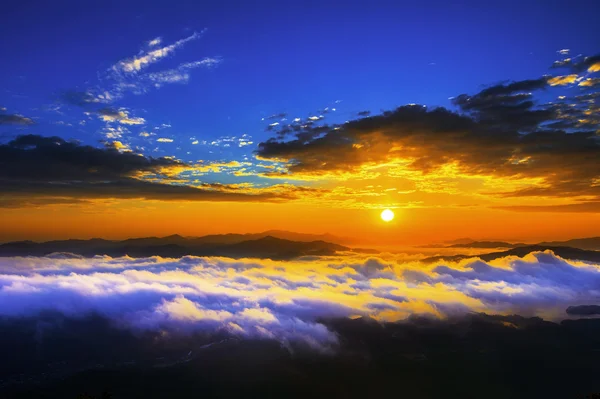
[163,234,184,239]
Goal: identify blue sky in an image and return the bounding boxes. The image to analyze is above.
[1,0,599,184]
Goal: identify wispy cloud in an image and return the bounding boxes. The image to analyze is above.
[146,57,222,88]
[59,30,219,110]
[148,37,162,47]
[111,31,204,75]
[100,31,220,99]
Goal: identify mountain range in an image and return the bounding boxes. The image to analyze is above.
[1,232,599,262]
[433,236,600,250]
[0,234,352,260]
[423,245,600,263]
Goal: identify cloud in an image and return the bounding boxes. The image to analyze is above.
[145,57,222,88]
[156,138,173,143]
[548,74,579,86]
[0,134,301,206]
[0,251,598,350]
[579,78,600,87]
[451,77,551,131]
[97,33,220,100]
[495,202,600,213]
[0,112,35,125]
[97,107,145,125]
[257,69,600,203]
[263,113,287,121]
[60,90,103,106]
[566,305,600,315]
[107,140,132,152]
[148,37,162,47]
[238,135,254,147]
[111,31,204,74]
[570,53,600,73]
[552,58,572,68]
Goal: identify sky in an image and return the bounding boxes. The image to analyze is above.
[1,0,600,244]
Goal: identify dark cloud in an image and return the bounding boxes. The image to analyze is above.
[2,134,178,181]
[356,110,371,117]
[471,78,548,98]
[566,305,600,316]
[0,135,291,206]
[0,113,35,125]
[97,107,120,117]
[258,73,600,202]
[60,90,100,107]
[451,78,551,131]
[570,53,600,73]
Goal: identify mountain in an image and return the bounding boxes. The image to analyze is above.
[537,237,600,251]
[187,230,352,245]
[447,241,527,249]
[444,237,475,245]
[422,245,600,263]
[0,236,352,260]
[426,236,600,251]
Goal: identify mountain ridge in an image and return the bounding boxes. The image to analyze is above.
[0,235,355,260]
[422,245,600,263]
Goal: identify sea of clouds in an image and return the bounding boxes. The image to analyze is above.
[1,251,599,351]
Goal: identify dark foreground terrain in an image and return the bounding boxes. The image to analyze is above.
[1,312,600,399]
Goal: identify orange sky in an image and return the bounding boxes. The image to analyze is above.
[2,198,599,245]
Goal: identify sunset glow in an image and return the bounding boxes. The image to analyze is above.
[1,2,600,397]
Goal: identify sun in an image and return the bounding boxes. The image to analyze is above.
[380,209,394,222]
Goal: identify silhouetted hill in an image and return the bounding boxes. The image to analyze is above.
[447,240,527,249]
[537,236,600,251]
[187,230,351,245]
[422,245,600,263]
[0,236,352,260]
[444,237,475,245]
[422,236,600,251]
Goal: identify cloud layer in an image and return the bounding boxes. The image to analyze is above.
[1,251,598,350]
[0,134,310,206]
[257,54,600,210]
